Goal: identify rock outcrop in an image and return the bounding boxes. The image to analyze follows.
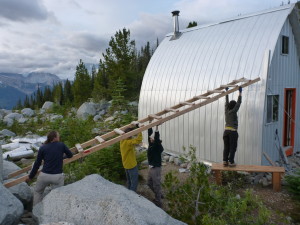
[33,174,186,225]
[0,183,24,225]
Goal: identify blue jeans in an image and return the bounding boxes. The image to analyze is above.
[125,166,138,192]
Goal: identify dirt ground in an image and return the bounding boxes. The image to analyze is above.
[137,163,300,225]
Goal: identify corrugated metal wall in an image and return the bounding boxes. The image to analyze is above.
[262,18,300,164]
[139,5,295,165]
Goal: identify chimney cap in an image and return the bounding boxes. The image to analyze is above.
[171,10,180,16]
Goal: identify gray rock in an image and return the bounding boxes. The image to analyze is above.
[21,108,35,117]
[104,116,114,122]
[33,174,186,225]
[174,158,182,166]
[97,100,111,111]
[169,156,174,163]
[93,115,102,122]
[3,117,13,127]
[4,112,23,121]
[92,128,100,134]
[262,177,269,187]
[18,117,28,124]
[128,101,138,107]
[3,161,33,206]
[42,102,54,110]
[50,115,63,122]
[8,182,33,206]
[141,160,149,166]
[3,160,23,179]
[0,183,24,225]
[163,155,170,161]
[266,174,272,181]
[98,109,106,116]
[77,102,97,120]
[42,222,75,225]
[0,129,16,137]
[180,163,188,168]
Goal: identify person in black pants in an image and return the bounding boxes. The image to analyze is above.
[223,87,242,167]
[147,125,164,207]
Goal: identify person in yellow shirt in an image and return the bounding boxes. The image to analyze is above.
[120,126,142,192]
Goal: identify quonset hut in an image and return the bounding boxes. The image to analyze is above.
[138,4,300,165]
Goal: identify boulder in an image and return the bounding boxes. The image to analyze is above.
[0,129,16,137]
[50,115,63,122]
[3,117,13,127]
[4,112,23,121]
[42,101,54,110]
[33,174,186,225]
[18,117,28,124]
[128,101,138,107]
[76,102,97,120]
[21,108,35,117]
[0,183,24,225]
[3,161,33,207]
[3,160,23,179]
[104,116,114,122]
[93,115,102,122]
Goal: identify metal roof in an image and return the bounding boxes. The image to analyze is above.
[139,4,299,165]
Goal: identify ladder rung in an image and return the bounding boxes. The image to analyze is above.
[180,101,195,106]
[193,95,210,100]
[75,144,84,152]
[208,90,224,94]
[165,108,179,113]
[131,121,144,127]
[220,84,238,88]
[114,128,125,135]
[148,114,162,120]
[233,77,249,83]
[95,136,105,143]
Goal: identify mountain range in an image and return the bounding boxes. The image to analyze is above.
[0,72,62,109]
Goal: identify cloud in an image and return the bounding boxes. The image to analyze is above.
[129,13,172,48]
[64,32,108,53]
[0,0,50,22]
[173,0,285,25]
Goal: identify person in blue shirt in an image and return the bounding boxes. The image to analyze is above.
[27,131,73,205]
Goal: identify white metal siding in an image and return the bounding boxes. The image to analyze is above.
[139,5,295,165]
[262,19,300,164]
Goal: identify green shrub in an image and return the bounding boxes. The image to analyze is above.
[285,169,300,201]
[163,146,271,225]
[49,117,94,147]
[64,143,125,184]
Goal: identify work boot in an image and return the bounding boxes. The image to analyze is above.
[223,161,228,166]
[229,162,236,167]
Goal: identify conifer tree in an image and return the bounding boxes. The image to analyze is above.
[73,59,92,105]
[63,79,73,104]
[110,77,127,112]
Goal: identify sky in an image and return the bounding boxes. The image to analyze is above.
[0,0,294,80]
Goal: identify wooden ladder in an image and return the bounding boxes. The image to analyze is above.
[4,77,260,188]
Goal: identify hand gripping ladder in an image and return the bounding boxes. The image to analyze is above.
[4,77,260,188]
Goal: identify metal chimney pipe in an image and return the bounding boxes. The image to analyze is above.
[172,10,180,35]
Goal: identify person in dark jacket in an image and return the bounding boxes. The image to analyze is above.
[223,87,242,167]
[27,131,73,205]
[147,125,164,207]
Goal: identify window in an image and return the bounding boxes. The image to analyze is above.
[281,35,289,54]
[267,95,279,123]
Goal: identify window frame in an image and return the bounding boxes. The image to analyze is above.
[266,95,279,124]
[281,35,289,55]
